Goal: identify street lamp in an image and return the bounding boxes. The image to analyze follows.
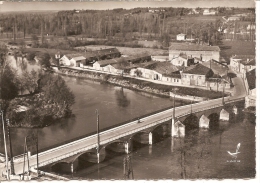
[172,88,178,120]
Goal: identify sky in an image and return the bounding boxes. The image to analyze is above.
[0,0,256,12]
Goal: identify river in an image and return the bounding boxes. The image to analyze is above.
[1,75,188,156]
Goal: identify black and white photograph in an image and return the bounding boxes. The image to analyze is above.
[0,0,257,181]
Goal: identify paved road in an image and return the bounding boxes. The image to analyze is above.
[0,69,246,177]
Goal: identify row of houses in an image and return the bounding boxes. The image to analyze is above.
[58,48,121,67]
[91,55,230,90]
[58,43,227,90]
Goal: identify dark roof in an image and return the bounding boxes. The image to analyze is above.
[144,62,180,75]
[246,69,256,90]
[201,60,228,76]
[96,59,120,67]
[169,43,220,52]
[183,64,212,75]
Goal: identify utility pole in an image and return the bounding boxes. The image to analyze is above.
[96,109,100,163]
[36,129,39,177]
[22,136,30,180]
[6,119,15,175]
[1,109,9,180]
[222,83,225,105]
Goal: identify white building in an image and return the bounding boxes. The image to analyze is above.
[176,33,186,41]
[203,9,216,15]
[169,43,220,62]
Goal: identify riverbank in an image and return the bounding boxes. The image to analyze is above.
[54,67,225,100]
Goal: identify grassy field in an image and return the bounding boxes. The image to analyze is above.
[219,40,255,63]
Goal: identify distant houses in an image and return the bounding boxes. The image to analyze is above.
[169,43,220,62]
[56,44,230,91]
[59,48,121,67]
[203,9,217,15]
[176,33,187,41]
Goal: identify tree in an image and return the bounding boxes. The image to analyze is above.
[37,52,51,68]
[26,51,36,62]
[40,73,75,109]
[0,65,19,100]
[134,69,142,77]
[20,69,39,94]
[31,34,39,47]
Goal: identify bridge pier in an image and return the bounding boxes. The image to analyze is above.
[149,132,153,145]
[172,120,185,138]
[97,153,100,164]
[125,142,129,154]
[220,109,229,121]
[233,105,238,115]
[199,115,209,129]
[70,163,74,174]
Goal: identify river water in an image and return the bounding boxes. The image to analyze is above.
[1,75,187,156]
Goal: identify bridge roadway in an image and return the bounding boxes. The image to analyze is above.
[1,96,244,175]
[1,74,246,176]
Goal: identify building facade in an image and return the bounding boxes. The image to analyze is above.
[169,43,220,62]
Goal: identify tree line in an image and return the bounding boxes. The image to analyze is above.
[0,7,255,46]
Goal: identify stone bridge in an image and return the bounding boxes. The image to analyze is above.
[32,97,244,174]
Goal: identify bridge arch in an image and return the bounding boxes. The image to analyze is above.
[182,114,199,131]
[208,113,220,130]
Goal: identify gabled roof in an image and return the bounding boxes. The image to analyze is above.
[66,53,83,59]
[201,60,228,76]
[144,62,180,75]
[71,56,86,61]
[169,43,220,52]
[177,33,186,36]
[246,69,256,90]
[183,63,212,75]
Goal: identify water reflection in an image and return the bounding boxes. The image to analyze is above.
[115,88,130,108]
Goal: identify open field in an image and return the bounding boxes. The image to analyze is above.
[219,40,255,62]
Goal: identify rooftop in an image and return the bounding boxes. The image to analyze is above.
[71,56,86,61]
[183,63,212,75]
[201,60,228,76]
[144,62,180,75]
[169,43,220,52]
